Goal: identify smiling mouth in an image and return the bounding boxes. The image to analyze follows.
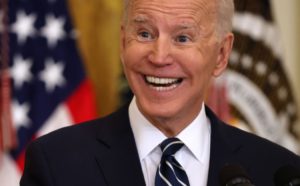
[144,75,183,91]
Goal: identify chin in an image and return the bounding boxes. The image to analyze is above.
[138,98,181,119]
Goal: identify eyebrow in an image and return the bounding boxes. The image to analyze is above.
[132,15,149,24]
[176,21,197,29]
[131,15,198,32]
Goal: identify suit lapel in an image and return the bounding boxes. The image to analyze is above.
[92,104,244,186]
[94,104,146,186]
[205,106,243,186]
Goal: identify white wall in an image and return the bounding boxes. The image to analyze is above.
[272,0,300,135]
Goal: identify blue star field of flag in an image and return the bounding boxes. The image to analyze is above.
[1,0,86,160]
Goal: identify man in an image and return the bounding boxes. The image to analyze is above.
[20,0,300,185]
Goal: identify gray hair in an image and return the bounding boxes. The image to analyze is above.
[216,0,235,38]
[122,0,234,38]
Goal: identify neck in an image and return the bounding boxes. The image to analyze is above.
[144,108,202,137]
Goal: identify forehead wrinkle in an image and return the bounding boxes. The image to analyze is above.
[130,0,216,16]
[129,0,218,27]
[127,0,218,38]
[131,0,198,16]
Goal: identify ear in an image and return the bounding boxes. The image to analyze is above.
[212,33,234,77]
[120,24,126,63]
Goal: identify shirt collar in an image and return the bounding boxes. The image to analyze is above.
[129,97,165,161]
[129,97,211,164]
[176,103,211,163]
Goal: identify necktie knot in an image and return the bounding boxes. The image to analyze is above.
[155,138,190,186]
[160,138,184,157]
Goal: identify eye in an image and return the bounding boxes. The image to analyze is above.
[175,35,190,43]
[137,31,153,41]
[140,31,150,38]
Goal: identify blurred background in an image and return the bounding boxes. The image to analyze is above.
[0,0,300,185]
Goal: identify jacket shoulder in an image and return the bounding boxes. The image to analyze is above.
[206,105,300,164]
[29,103,129,150]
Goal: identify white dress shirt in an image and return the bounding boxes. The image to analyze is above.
[129,97,211,186]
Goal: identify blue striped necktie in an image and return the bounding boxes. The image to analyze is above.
[155,138,190,186]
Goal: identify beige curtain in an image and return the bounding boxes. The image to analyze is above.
[68,0,123,116]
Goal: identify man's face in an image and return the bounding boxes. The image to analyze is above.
[121,0,233,132]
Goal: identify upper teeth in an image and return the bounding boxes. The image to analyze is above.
[146,76,179,85]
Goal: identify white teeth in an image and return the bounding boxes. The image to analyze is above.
[145,76,181,91]
[152,84,178,91]
[145,76,179,85]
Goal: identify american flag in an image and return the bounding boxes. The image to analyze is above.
[0,0,97,185]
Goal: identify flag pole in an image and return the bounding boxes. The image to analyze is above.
[0,0,16,159]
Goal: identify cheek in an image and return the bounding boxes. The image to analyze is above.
[124,42,148,65]
[122,44,148,84]
[123,48,139,69]
[178,47,218,87]
[176,49,214,76]
[194,45,219,74]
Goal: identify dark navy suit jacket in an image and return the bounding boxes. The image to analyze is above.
[20,104,300,186]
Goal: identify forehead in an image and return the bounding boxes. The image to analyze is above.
[128,0,217,22]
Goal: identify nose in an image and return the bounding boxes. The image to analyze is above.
[148,36,173,66]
